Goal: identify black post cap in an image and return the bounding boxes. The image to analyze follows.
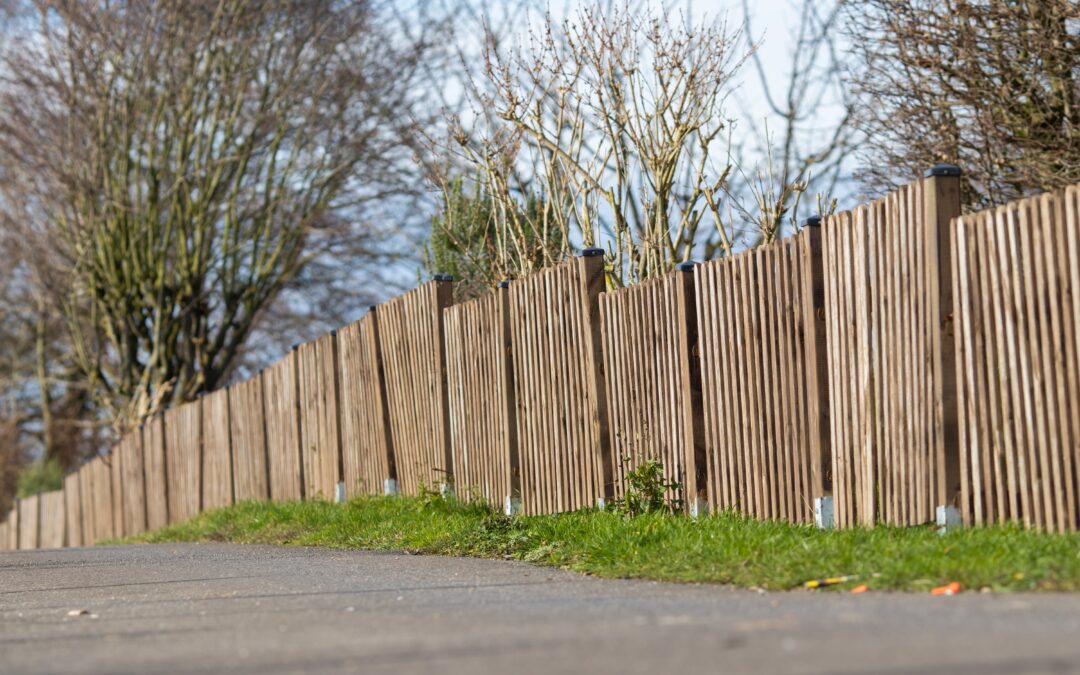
[804,215,822,228]
[498,280,511,289]
[676,261,697,272]
[368,305,377,312]
[290,343,300,351]
[925,163,962,178]
[580,248,605,257]
[433,273,453,282]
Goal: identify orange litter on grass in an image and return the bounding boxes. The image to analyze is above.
[931,582,961,596]
[850,584,869,594]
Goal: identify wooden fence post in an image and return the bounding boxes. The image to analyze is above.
[499,280,522,513]
[576,249,614,502]
[675,262,708,515]
[368,306,398,493]
[924,164,964,518]
[432,274,455,491]
[801,217,833,515]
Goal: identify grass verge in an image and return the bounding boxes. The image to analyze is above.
[117,494,1080,592]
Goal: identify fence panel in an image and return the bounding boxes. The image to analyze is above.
[116,431,147,536]
[64,471,83,547]
[823,172,961,527]
[164,403,202,523]
[600,270,697,509]
[39,490,65,548]
[338,312,394,497]
[445,287,517,507]
[90,456,115,543]
[953,186,1080,531]
[17,496,38,550]
[298,334,342,500]
[263,353,303,501]
[202,388,234,510]
[508,254,611,515]
[143,416,169,529]
[229,375,270,502]
[0,517,8,551]
[377,279,453,495]
[695,229,829,523]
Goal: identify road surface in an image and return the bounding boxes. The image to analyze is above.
[1,544,1079,674]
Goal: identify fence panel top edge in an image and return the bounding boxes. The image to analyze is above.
[444,286,501,317]
[377,278,452,312]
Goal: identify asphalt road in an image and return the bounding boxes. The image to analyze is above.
[2,544,1080,675]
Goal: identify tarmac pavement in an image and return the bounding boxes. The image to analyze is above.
[2,543,1079,674]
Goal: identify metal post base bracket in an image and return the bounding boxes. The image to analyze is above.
[335,482,346,504]
[689,498,709,519]
[936,505,961,534]
[504,495,522,517]
[383,478,399,496]
[439,482,455,500]
[814,496,835,530]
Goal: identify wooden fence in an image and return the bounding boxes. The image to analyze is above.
[600,269,697,509]
[229,375,270,502]
[202,388,234,510]
[695,226,830,523]
[508,253,611,515]
[337,312,395,497]
[445,285,518,508]
[298,334,342,501]
[822,169,962,527]
[263,354,303,502]
[376,279,453,496]
[7,167,1080,552]
[952,186,1080,532]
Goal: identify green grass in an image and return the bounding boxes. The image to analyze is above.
[117,494,1080,592]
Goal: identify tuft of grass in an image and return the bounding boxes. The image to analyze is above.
[115,495,1080,592]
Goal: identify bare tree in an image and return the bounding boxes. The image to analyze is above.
[429,2,754,288]
[734,0,853,236]
[847,0,1080,209]
[0,0,437,430]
